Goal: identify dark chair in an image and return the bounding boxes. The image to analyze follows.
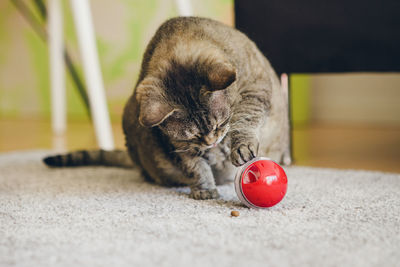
[235,0,400,161]
[235,0,400,74]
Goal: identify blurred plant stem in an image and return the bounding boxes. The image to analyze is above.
[10,0,92,119]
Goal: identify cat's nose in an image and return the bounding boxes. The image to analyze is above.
[203,135,217,146]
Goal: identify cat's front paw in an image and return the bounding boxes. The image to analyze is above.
[189,188,219,200]
[231,140,258,166]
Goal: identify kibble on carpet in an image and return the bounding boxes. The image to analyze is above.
[0,151,399,267]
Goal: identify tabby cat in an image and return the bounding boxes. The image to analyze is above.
[44,17,291,200]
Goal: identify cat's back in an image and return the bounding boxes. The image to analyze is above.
[154,17,239,42]
[139,17,262,81]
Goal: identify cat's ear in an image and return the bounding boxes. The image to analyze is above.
[136,78,175,127]
[139,101,176,127]
[207,63,236,91]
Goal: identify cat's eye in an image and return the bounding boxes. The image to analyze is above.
[174,133,202,143]
[195,134,202,139]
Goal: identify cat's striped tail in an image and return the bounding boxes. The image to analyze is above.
[43,149,134,168]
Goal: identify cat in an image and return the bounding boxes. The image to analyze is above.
[44,17,291,200]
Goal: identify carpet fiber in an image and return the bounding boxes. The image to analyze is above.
[1,151,399,267]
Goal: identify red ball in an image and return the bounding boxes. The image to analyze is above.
[234,157,288,208]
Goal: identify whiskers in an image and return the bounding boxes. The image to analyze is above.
[171,148,191,153]
[170,144,205,157]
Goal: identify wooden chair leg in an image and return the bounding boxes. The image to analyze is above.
[281,73,293,165]
[69,0,114,150]
[174,0,193,16]
[49,0,66,135]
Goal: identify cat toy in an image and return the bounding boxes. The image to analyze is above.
[234,157,288,208]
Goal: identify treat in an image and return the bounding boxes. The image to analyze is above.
[231,210,240,217]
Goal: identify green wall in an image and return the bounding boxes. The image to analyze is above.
[290,74,310,125]
[0,0,234,121]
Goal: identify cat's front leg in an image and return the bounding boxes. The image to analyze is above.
[229,83,270,166]
[180,155,219,200]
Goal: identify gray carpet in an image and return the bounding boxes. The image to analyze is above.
[0,151,399,267]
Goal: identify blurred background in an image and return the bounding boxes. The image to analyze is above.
[0,0,399,172]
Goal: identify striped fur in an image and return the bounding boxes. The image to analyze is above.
[123,17,291,200]
[43,150,133,168]
[43,17,291,200]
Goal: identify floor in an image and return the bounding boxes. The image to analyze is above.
[1,118,399,173]
[2,151,399,267]
[292,123,400,173]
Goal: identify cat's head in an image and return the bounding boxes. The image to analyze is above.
[136,59,236,153]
